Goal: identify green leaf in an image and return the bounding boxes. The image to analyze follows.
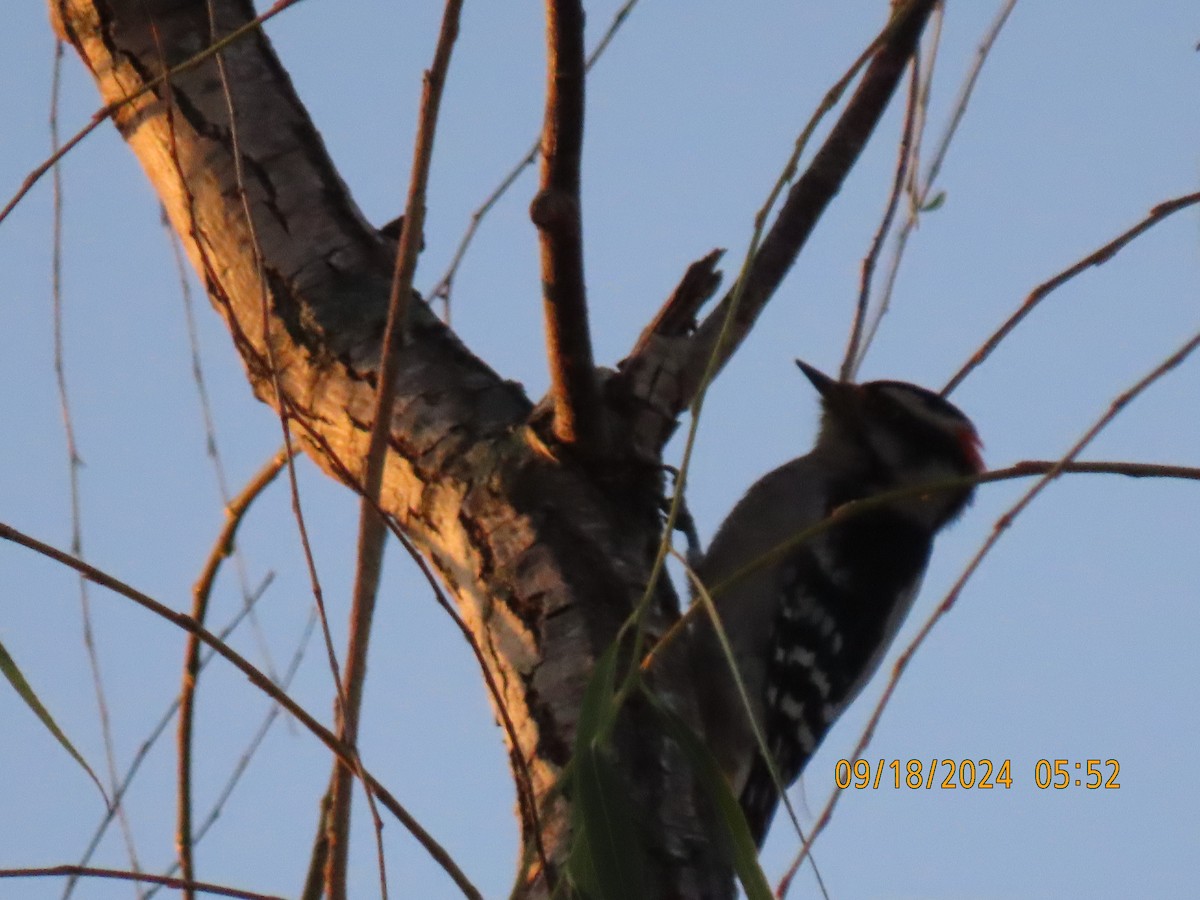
[570,742,647,900]
[647,693,773,900]
[920,190,947,212]
[565,642,649,900]
[575,641,621,748]
[0,635,109,805]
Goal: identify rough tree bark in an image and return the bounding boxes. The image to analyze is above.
[50,0,935,896]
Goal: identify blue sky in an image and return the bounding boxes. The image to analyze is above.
[2,2,1198,898]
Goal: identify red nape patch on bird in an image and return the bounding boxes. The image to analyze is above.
[958,426,985,473]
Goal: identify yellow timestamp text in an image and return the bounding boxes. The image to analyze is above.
[834,758,1122,790]
[835,758,1013,790]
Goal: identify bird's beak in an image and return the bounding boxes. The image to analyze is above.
[795,358,855,401]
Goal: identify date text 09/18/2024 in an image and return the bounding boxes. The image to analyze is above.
[834,758,1121,791]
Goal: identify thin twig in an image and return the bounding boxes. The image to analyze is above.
[643,458,1200,678]
[427,0,644,315]
[840,54,922,380]
[2,0,306,230]
[177,447,290,900]
[324,3,463,897]
[854,0,1017,374]
[284,415,553,891]
[2,867,285,900]
[382,516,555,890]
[49,37,146,897]
[65,573,275,899]
[532,0,601,449]
[779,326,1200,894]
[669,548,830,900]
[902,2,943,221]
[0,522,483,900]
[165,204,282,683]
[943,189,1200,394]
[146,606,318,900]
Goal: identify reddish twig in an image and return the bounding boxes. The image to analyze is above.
[856,0,1018,372]
[177,447,290,900]
[3,0,305,231]
[428,0,644,316]
[0,866,284,900]
[0,521,483,900]
[532,0,602,449]
[944,189,1200,395]
[324,2,463,897]
[840,53,922,381]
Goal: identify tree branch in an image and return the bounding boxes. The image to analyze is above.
[840,54,921,380]
[429,0,645,315]
[944,189,1200,395]
[0,866,284,900]
[178,447,290,900]
[52,2,743,893]
[618,0,938,452]
[0,520,483,900]
[323,3,463,896]
[532,0,602,449]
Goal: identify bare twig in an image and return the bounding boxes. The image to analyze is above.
[532,0,601,449]
[670,549,830,900]
[165,204,281,682]
[686,0,937,385]
[177,447,290,900]
[644,458,1200,681]
[854,0,1018,374]
[0,522,483,900]
[4,0,305,230]
[428,0,644,314]
[943,189,1200,395]
[49,38,146,897]
[2,866,284,900]
[66,574,275,899]
[840,54,922,380]
[324,3,463,897]
[779,327,1200,894]
[146,606,317,900]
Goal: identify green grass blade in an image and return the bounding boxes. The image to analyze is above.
[0,636,109,805]
[566,642,648,900]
